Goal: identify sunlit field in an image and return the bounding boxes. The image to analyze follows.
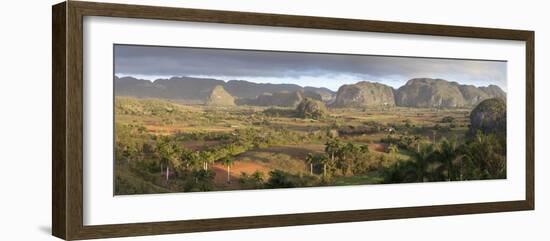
[114,96,506,194]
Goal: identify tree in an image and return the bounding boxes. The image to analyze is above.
[199,151,213,171]
[266,170,296,188]
[382,160,418,183]
[178,148,194,170]
[350,144,373,175]
[190,169,215,191]
[305,153,332,177]
[318,155,331,178]
[120,143,139,164]
[156,137,181,181]
[305,153,315,175]
[381,143,436,184]
[462,132,506,179]
[411,144,435,182]
[325,139,341,165]
[437,138,459,181]
[336,142,360,176]
[239,171,264,189]
[387,144,399,158]
[413,135,421,152]
[221,157,234,183]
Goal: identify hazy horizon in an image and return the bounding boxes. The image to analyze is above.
[115,44,507,91]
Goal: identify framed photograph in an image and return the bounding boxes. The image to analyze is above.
[52,1,534,240]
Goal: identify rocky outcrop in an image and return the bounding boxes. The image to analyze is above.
[115,75,506,109]
[205,85,235,106]
[469,98,506,135]
[395,78,506,108]
[395,78,465,108]
[458,85,491,106]
[331,81,395,108]
[296,98,327,119]
[479,85,506,100]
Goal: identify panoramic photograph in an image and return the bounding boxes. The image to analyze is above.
[113,44,507,195]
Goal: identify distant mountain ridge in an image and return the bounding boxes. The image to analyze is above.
[115,76,505,108]
[237,90,305,107]
[115,76,335,102]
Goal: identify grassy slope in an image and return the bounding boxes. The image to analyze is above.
[115,165,172,195]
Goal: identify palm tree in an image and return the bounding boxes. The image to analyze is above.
[221,157,234,183]
[337,143,359,176]
[438,138,458,181]
[324,139,341,165]
[305,153,315,175]
[413,135,421,152]
[199,151,213,171]
[462,132,506,179]
[121,144,138,164]
[431,130,437,144]
[186,151,201,170]
[156,138,178,181]
[318,155,330,177]
[387,144,399,158]
[178,148,193,170]
[412,144,434,182]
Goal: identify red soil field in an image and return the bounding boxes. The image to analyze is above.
[370,143,387,152]
[211,161,272,185]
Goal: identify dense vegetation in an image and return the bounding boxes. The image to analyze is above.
[114,96,506,195]
[381,132,506,183]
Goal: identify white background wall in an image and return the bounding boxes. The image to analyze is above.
[0,0,547,240]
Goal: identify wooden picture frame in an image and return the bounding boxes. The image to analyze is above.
[52,1,534,240]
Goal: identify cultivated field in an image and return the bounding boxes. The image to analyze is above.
[114,96,504,195]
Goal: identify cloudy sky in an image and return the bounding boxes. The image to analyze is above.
[114,44,507,91]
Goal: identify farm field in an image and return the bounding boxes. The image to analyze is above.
[113,96,504,195]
